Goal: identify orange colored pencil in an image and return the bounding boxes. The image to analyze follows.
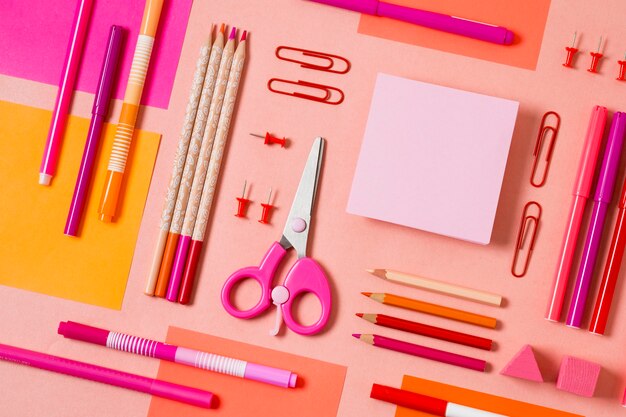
[362,292,497,329]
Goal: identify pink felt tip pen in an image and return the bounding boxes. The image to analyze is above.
[305,0,514,45]
[39,0,94,186]
[0,343,215,408]
[546,106,608,322]
[59,321,298,388]
[65,25,124,236]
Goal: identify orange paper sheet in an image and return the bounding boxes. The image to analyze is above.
[0,101,160,309]
[357,0,551,70]
[147,327,347,417]
[396,375,583,417]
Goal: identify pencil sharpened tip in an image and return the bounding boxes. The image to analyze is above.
[355,313,363,318]
[361,292,372,297]
[240,30,247,41]
[220,23,225,33]
[368,269,386,278]
[351,333,361,339]
[229,27,236,39]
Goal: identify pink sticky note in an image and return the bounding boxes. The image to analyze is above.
[347,73,519,245]
[0,0,193,109]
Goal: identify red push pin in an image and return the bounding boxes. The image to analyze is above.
[259,188,275,224]
[588,36,604,73]
[235,180,251,218]
[250,132,287,148]
[617,53,626,81]
[562,32,579,68]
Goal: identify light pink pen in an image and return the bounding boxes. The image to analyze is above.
[546,106,608,322]
[0,343,215,408]
[39,0,94,186]
[59,321,298,388]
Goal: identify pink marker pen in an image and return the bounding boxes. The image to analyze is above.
[0,343,215,408]
[59,321,298,388]
[546,106,608,322]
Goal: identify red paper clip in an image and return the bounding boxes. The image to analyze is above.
[531,111,561,187]
[275,46,351,74]
[268,79,344,105]
[511,201,542,278]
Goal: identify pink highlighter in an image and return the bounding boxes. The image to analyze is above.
[546,106,608,322]
[59,321,298,388]
[306,0,514,45]
[0,343,214,408]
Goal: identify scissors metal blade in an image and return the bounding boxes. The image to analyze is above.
[280,137,325,258]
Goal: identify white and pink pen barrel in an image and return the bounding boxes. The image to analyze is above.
[58,321,297,388]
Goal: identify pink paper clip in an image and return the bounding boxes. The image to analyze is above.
[275,46,351,74]
[531,111,561,187]
[511,201,542,278]
[268,79,345,105]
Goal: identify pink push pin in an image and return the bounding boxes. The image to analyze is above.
[588,36,604,73]
[235,180,251,218]
[563,31,579,68]
[259,188,275,224]
[250,132,288,148]
[617,53,626,81]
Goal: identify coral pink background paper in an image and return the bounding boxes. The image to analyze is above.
[0,0,193,109]
[0,0,626,416]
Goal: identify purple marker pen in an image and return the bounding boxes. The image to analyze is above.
[58,321,298,388]
[65,25,123,236]
[567,112,626,328]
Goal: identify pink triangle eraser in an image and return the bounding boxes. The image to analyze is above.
[500,344,544,382]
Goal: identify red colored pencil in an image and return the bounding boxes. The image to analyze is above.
[356,313,492,351]
[370,384,505,417]
[589,178,626,335]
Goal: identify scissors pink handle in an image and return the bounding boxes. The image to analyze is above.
[221,242,332,335]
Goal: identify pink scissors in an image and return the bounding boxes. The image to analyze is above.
[221,138,331,336]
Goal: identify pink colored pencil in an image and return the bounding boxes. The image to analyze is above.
[0,343,215,408]
[353,334,486,372]
[39,0,94,186]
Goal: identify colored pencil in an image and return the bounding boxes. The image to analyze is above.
[370,384,505,417]
[39,0,94,186]
[146,26,221,296]
[0,343,214,408]
[367,269,502,306]
[162,27,236,301]
[362,292,497,329]
[353,334,486,372]
[98,0,164,222]
[356,313,492,350]
[177,30,248,305]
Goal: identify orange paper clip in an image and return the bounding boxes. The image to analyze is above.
[268,79,345,105]
[511,201,542,278]
[275,46,351,74]
[531,111,560,187]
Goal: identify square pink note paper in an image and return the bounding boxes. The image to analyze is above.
[347,73,519,245]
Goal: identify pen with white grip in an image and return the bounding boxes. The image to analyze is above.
[58,321,298,388]
[98,0,164,222]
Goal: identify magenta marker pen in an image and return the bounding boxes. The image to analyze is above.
[58,321,298,388]
[0,343,215,408]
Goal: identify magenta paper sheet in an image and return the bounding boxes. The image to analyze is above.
[0,0,193,109]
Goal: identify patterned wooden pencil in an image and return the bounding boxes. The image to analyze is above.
[149,25,226,297]
[362,292,497,329]
[157,27,235,299]
[177,30,247,304]
[98,0,164,222]
[145,29,215,295]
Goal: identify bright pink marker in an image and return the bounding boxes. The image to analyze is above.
[59,321,297,388]
[39,0,94,186]
[546,106,608,322]
[0,342,215,408]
